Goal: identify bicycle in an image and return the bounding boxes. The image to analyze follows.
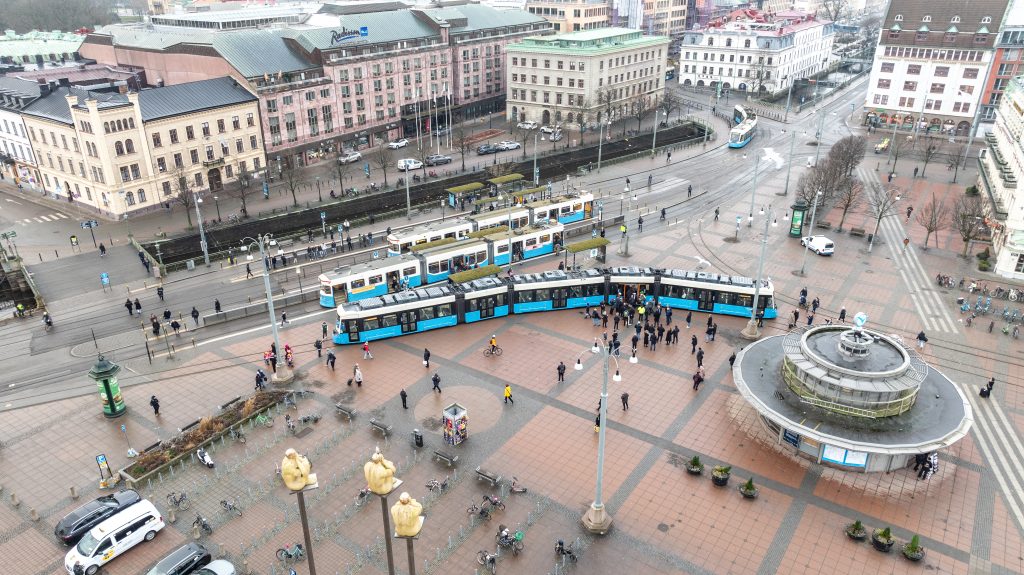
[425,476,449,493]
[192,513,213,536]
[467,501,492,520]
[555,539,578,563]
[254,413,274,427]
[220,499,243,517]
[509,477,527,494]
[166,491,191,511]
[482,345,503,357]
[276,543,305,563]
[355,486,372,508]
[227,427,246,444]
[476,549,498,574]
[495,525,525,556]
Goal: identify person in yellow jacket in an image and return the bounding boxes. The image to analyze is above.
[503,384,514,405]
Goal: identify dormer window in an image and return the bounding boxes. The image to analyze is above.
[951,15,960,23]
[923,15,931,22]
[895,14,903,22]
[982,16,992,24]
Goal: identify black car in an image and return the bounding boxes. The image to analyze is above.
[425,154,452,166]
[54,489,142,545]
[476,144,498,155]
[146,543,212,575]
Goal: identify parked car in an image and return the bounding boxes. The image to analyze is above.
[516,121,538,130]
[550,131,564,142]
[433,126,451,136]
[337,151,362,164]
[387,139,409,149]
[497,141,521,151]
[145,543,212,575]
[397,158,424,171]
[425,154,452,166]
[539,125,558,134]
[873,138,890,153]
[800,235,835,256]
[55,489,142,545]
[64,499,164,575]
[195,561,237,575]
[476,144,499,155]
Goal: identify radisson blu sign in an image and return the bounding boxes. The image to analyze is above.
[330,27,369,45]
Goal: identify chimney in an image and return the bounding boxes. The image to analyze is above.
[439,21,450,44]
[58,78,71,87]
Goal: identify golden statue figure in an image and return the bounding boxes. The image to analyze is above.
[280,448,317,491]
[364,447,397,495]
[391,492,424,537]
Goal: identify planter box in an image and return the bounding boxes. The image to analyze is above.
[711,473,730,487]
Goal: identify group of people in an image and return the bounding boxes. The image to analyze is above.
[912,452,939,480]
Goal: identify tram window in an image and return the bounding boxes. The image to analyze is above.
[573,202,582,211]
[516,291,535,303]
[495,293,506,305]
[351,279,366,289]
[364,317,380,331]
[467,299,479,311]
[420,306,436,320]
[515,216,528,227]
[569,285,583,298]
[403,267,417,277]
[586,284,602,296]
[560,205,571,215]
[369,274,383,285]
[476,250,486,262]
[428,262,440,274]
[437,303,453,317]
[535,289,550,300]
[344,320,357,333]
[496,244,509,254]
[399,311,417,323]
[381,314,399,327]
[525,238,537,248]
[735,294,752,308]
[540,234,550,244]
[429,235,441,242]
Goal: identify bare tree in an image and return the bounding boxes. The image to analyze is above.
[511,124,531,160]
[949,144,970,183]
[372,141,392,188]
[334,152,353,194]
[233,164,253,217]
[659,90,682,123]
[828,135,867,177]
[951,195,986,256]
[860,13,883,60]
[866,182,903,251]
[170,167,195,228]
[820,0,849,23]
[889,134,913,173]
[751,50,771,93]
[917,135,943,177]
[832,175,864,232]
[795,158,843,207]
[630,93,654,133]
[574,97,590,145]
[915,193,951,249]
[453,126,473,173]
[279,158,302,207]
[596,87,617,134]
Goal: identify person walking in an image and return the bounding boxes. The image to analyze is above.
[704,324,713,343]
[171,320,181,335]
[400,389,408,409]
[326,349,336,371]
[838,307,847,323]
[687,184,692,198]
[714,207,720,221]
[246,263,253,279]
[807,313,815,326]
[621,392,630,410]
[280,311,288,326]
[503,384,514,405]
[255,369,266,390]
[191,307,200,326]
[363,341,373,359]
[671,326,680,344]
[149,395,160,416]
[352,364,363,387]
[431,372,442,393]
[916,330,928,349]
[321,321,329,340]
[214,299,221,313]
[711,323,718,342]
[557,361,566,382]
[692,372,703,391]
[423,348,431,368]
[314,338,323,357]
[685,311,691,328]
[988,377,995,392]
[125,298,134,316]
[696,347,704,368]
[691,334,698,354]
[913,453,927,472]
[99,243,106,257]
[729,352,736,368]
[157,286,165,302]
[906,205,914,222]
[637,216,644,233]
[134,298,142,317]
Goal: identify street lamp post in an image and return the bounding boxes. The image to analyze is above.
[194,193,210,266]
[798,191,822,276]
[213,195,221,222]
[812,110,831,167]
[781,130,797,196]
[405,170,412,219]
[576,340,624,535]
[316,176,322,202]
[532,132,545,186]
[241,234,292,383]
[783,76,794,123]
[280,449,318,575]
[651,110,663,156]
[741,209,781,339]
[746,151,761,227]
[597,121,610,173]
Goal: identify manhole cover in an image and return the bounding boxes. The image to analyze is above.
[294,427,314,438]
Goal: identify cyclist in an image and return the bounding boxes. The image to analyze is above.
[42,312,53,330]
[489,335,498,354]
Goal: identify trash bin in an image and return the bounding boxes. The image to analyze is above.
[866,234,873,244]
[412,429,423,448]
[186,259,195,271]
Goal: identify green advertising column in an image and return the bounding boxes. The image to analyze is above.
[89,356,126,418]
[789,199,809,238]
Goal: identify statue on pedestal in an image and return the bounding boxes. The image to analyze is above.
[280,448,317,491]
[364,447,397,495]
[391,492,424,537]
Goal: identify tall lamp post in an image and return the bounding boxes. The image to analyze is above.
[798,190,822,276]
[741,208,783,339]
[315,176,322,202]
[194,192,210,266]
[745,151,761,227]
[532,132,546,186]
[213,195,221,222]
[812,110,833,168]
[575,339,626,534]
[651,110,663,156]
[240,234,292,383]
[782,76,795,123]
[780,130,798,196]
[597,120,611,173]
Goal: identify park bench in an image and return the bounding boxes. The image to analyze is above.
[334,403,356,421]
[433,450,459,467]
[369,418,393,437]
[849,228,866,237]
[815,221,832,230]
[475,466,503,486]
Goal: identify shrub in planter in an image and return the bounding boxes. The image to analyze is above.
[686,455,704,475]
[976,248,991,260]
[979,260,992,272]
[739,477,758,499]
[902,535,925,561]
[845,520,867,541]
[966,185,979,196]
[871,527,895,552]
[711,465,731,487]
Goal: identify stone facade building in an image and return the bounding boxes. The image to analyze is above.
[979,75,1024,278]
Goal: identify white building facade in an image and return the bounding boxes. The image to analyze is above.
[0,78,41,188]
[678,10,835,98]
[981,75,1024,278]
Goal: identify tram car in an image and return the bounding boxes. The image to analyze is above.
[728,105,758,149]
[333,267,777,344]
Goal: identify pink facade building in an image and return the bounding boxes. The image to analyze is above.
[81,3,550,171]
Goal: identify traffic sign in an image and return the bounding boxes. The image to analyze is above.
[1,230,16,239]
[80,220,98,229]
[320,211,326,221]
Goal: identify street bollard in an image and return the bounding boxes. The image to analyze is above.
[168,508,176,524]
[29,508,39,521]
[10,493,19,507]
[192,523,200,540]
[70,486,79,500]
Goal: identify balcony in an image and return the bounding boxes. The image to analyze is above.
[978,157,1009,220]
[203,158,224,168]
[256,76,331,96]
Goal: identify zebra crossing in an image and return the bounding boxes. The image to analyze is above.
[16,212,69,225]
[857,167,959,334]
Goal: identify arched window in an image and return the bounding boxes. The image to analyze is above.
[114,141,124,155]
[895,14,903,21]
[125,139,135,154]
[923,15,931,22]
[124,191,135,205]
[103,122,110,133]
[137,188,146,203]
[567,112,575,123]
[725,38,732,47]
[951,15,960,23]
[128,118,135,128]
[982,16,992,23]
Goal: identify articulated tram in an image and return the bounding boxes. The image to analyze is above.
[332,266,777,344]
[728,105,757,149]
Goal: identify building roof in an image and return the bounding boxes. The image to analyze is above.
[879,0,1009,48]
[21,86,129,125]
[11,64,139,85]
[0,30,85,61]
[508,27,670,54]
[0,77,42,100]
[137,76,257,121]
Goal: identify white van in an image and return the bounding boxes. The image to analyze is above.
[64,499,164,575]
[801,235,835,256]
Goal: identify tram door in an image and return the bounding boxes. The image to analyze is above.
[511,241,524,262]
[696,289,715,312]
[552,287,568,309]
[387,271,400,292]
[399,310,417,334]
[479,297,496,319]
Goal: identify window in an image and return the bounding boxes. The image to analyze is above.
[907,64,922,75]
[124,191,135,205]
[880,62,895,73]
[903,81,918,91]
[964,68,979,78]
[173,153,183,168]
[152,133,162,148]
[250,135,258,150]
[282,95,293,105]
[190,149,199,164]
[202,122,211,137]
[162,181,171,196]
[235,139,244,153]
[877,79,891,89]
[120,166,131,182]
[930,83,945,93]
[194,173,203,187]
[130,164,140,179]
[217,119,225,133]
[982,16,992,24]
[186,126,195,140]
[115,141,124,155]
[169,129,178,144]
[935,66,949,77]
[895,14,903,21]
[125,140,135,154]
[232,116,240,130]
[225,165,233,178]
[206,145,214,161]
[959,85,974,95]
[221,142,229,156]
[923,14,931,22]
[157,157,166,172]
[951,15,961,23]
[138,189,146,203]
[246,113,255,127]
[267,99,278,113]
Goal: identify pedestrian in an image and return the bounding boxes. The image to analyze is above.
[400,389,408,409]
[363,341,373,359]
[657,325,666,345]
[807,313,814,326]
[692,372,703,391]
[714,207,719,221]
[280,311,288,326]
[812,297,820,313]
[269,350,277,373]
[643,330,650,348]
[672,325,680,344]
[838,307,847,323]
[322,321,329,340]
[906,205,914,222]
[246,263,253,279]
[691,334,698,354]
[696,347,704,368]
[706,315,713,328]
[793,309,800,325]
[314,338,323,357]
[728,352,736,368]
[157,286,164,301]
[429,371,442,393]
[913,166,919,178]
[255,369,266,390]
[602,311,608,328]
[557,361,566,382]
[666,308,673,325]
[594,413,601,432]
[149,395,160,416]
[704,324,712,343]
[352,364,363,387]
[326,349,336,371]
[214,299,221,313]
[124,298,133,316]
[988,377,995,392]
[888,171,894,183]
[916,330,928,349]
[134,298,142,316]
[903,237,910,253]
[171,320,181,335]
[647,174,653,187]
[99,243,106,257]
[650,332,658,351]
[423,348,431,368]
[913,453,927,471]
[667,151,672,163]
[711,323,718,341]
[685,311,691,328]
[503,384,514,405]
[687,184,692,198]
[637,216,644,232]
[918,457,932,479]
[621,392,629,410]
[613,313,620,331]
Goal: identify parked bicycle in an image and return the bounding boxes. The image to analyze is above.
[355,486,372,508]
[220,499,242,517]
[425,476,449,493]
[227,427,246,444]
[555,539,578,563]
[495,524,525,556]
[254,412,274,427]
[476,549,498,574]
[192,513,213,536]
[276,543,306,562]
[166,491,191,511]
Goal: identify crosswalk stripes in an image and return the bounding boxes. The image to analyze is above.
[17,212,69,225]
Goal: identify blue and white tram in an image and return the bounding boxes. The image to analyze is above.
[387,219,474,256]
[728,105,757,149]
[528,191,593,225]
[318,254,421,307]
[461,277,511,323]
[484,223,561,266]
[418,239,491,284]
[334,286,458,344]
[466,206,531,231]
[659,270,777,318]
[511,269,606,313]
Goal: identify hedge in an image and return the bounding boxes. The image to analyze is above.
[449,264,502,283]
[410,237,458,252]
[566,237,611,253]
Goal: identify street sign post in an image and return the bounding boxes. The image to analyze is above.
[320,211,327,237]
[80,220,99,247]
